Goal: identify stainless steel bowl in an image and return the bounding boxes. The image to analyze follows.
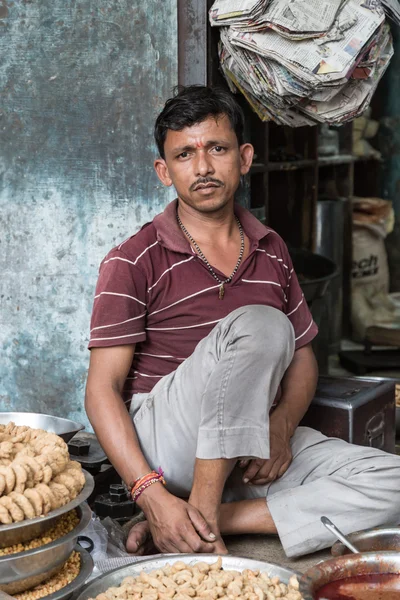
[43,545,94,600]
[331,526,400,556]
[76,554,301,600]
[0,502,92,594]
[0,412,85,442]
[300,552,400,600]
[0,470,94,549]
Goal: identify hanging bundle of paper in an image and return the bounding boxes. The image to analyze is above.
[210,0,394,126]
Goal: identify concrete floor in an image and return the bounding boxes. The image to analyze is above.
[225,534,332,574]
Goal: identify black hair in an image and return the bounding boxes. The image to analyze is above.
[154,85,245,159]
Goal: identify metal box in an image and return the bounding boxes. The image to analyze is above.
[301,376,396,453]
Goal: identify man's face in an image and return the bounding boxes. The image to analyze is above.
[154,114,254,214]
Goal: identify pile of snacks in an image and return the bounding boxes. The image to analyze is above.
[88,558,303,600]
[0,509,79,556]
[0,422,86,523]
[13,550,81,600]
[396,384,400,408]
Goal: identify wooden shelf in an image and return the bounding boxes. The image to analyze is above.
[250,162,268,174]
[318,154,355,167]
[268,159,315,172]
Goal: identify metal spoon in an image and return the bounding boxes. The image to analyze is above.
[321,516,360,554]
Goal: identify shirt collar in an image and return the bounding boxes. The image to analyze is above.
[153,199,271,253]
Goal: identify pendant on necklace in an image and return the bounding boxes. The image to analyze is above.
[219,283,225,300]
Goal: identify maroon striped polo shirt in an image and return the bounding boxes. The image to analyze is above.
[89,199,318,402]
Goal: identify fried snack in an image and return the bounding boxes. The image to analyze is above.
[12,462,28,493]
[53,472,79,496]
[0,496,25,522]
[9,491,36,520]
[48,482,71,507]
[0,465,16,494]
[86,559,303,600]
[15,455,44,484]
[0,503,12,524]
[0,441,14,459]
[24,488,43,517]
[0,422,86,522]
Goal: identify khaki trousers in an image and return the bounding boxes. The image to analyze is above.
[130,305,400,557]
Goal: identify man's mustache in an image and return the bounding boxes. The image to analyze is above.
[190,177,224,192]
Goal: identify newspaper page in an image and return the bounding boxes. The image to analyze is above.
[209,0,268,25]
[299,24,393,123]
[231,0,384,81]
[260,0,346,34]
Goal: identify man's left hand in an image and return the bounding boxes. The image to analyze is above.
[240,420,292,485]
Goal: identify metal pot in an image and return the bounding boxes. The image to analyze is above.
[0,503,92,594]
[300,552,400,600]
[331,527,400,556]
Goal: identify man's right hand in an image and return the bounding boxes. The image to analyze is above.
[137,484,217,553]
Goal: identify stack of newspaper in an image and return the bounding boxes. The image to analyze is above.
[210,0,394,126]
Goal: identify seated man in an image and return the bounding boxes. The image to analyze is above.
[85,85,400,558]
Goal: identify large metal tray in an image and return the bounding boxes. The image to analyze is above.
[0,412,85,442]
[76,554,301,600]
[0,503,92,593]
[0,470,94,548]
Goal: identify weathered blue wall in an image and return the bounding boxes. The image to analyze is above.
[0,1,177,428]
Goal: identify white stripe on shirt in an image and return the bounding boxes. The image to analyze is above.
[94,291,146,306]
[286,296,304,317]
[89,331,145,342]
[110,240,158,265]
[133,371,163,378]
[256,249,289,269]
[242,279,287,302]
[295,319,314,342]
[146,318,221,331]
[148,257,195,292]
[148,285,220,316]
[91,312,146,332]
[136,352,186,360]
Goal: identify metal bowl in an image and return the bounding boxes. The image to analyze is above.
[76,554,301,600]
[0,546,93,600]
[331,526,400,556]
[0,412,85,442]
[0,470,94,549]
[0,502,92,594]
[43,545,94,600]
[300,552,400,600]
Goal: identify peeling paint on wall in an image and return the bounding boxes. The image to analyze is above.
[0,0,177,427]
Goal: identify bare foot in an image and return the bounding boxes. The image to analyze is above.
[126,520,158,556]
[189,495,228,555]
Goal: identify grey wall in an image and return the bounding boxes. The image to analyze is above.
[0,0,177,427]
